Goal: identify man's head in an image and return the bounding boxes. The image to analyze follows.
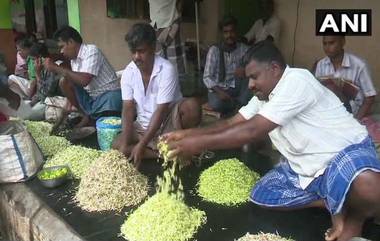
[53,26,83,60]
[29,42,49,58]
[322,36,345,59]
[243,41,286,100]
[15,37,34,59]
[219,16,238,47]
[259,0,274,21]
[125,23,156,71]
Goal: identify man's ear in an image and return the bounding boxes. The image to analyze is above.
[68,38,75,46]
[270,61,282,77]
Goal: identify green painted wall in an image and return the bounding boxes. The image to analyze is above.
[0,0,12,29]
[67,0,81,32]
[224,0,259,35]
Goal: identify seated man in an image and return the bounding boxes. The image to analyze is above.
[28,42,65,106]
[44,26,122,127]
[243,0,280,46]
[8,35,37,99]
[112,23,201,168]
[164,41,380,241]
[315,35,376,120]
[203,16,250,116]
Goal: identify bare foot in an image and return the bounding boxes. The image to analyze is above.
[325,213,345,241]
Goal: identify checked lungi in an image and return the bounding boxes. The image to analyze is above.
[250,136,380,215]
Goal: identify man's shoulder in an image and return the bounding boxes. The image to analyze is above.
[237,42,249,51]
[317,56,330,65]
[345,52,368,69]
[155,55,176,73]
[281,67,316,86]
[81,44,101,56]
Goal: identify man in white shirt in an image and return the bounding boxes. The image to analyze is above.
[163,41,380,241]
[44,26,122,127]
[112,23,201,168]
[244,0,280,46]
[149,0,186,82]
[315,36,376,119]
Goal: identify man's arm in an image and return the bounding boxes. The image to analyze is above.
[44,58,93,87]
[120,100,136,145]
[168,114,278,157]
[163,112,246,142]
[356,96,375,119]
[139,103,171,146]
[130,103,171,166]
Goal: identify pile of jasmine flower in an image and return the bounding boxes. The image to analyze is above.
[236,232,294,241]
[45,145,101,179]
[120,141,206,241]
[76,150,149,212]
[24,120,70,158]
[197,158,260,206]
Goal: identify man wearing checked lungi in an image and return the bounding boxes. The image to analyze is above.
[163,40,380,241]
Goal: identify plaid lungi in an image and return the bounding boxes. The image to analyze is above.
[156,18,186,81]
[250,136,380,215]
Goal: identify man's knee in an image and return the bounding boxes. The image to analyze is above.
[59,78,73,93]
[351,170,380,198]
[347,170,380,215]
[179,97,201,128]
[207,93,224,111]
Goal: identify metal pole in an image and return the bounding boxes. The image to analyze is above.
[195,1,201,71]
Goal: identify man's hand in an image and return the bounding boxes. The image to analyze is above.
[34,58,43,77]
[43,58,58,72]
[130,142,145,168]
[234,67,245,79]
[161,129,191,143]
[29,95,39,107]
[167,136,203,160]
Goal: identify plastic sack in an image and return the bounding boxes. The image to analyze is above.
[96,117,122,151]
[0,120,44,183]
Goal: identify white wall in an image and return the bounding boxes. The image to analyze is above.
[275,0,380,91]
[79,0,222,70]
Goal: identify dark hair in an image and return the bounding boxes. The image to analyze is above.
[53,26,83,44]
[29,42,49,58]
[219,15,238,30]
[125,23,156,51]
[243,40,286,69]
[15,33,37,49]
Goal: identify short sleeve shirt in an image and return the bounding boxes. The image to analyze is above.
[315,52,377,115]
[239,67,368,188]
[120,55,182,130]
[71,44,119,97]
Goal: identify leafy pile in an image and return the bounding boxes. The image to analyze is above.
[156,141,184,199]
[45,145,101,179]
[102,118,121,125]
[120,141,206,241]
[24,120,53,138]
[37,135,71,158]
[38,166,69,180]
[236,232,294,241]
[198,158,260,206]
[76,150,148,212]
[24,120,70,158]
[120,192,206,241]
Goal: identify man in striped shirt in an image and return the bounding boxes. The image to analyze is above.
[315,36,376,119]
[44,26,122,127]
